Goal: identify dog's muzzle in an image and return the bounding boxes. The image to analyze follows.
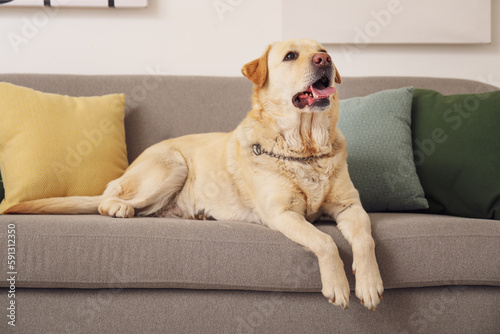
[292,53,336,110]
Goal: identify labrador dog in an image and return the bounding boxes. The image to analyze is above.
[7,39,383,310]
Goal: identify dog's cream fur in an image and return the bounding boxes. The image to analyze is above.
[7,39,383,310]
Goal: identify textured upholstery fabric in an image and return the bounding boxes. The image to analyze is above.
[0,74,254,163]
[338,87,428,211]
[0,74,498,333]
[0,83,128,213]
[1,287,499,334]
[0,213,498,290]
[0,75,496,163]
[412,89,500,220]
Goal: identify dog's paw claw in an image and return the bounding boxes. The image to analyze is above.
[325,283,350,310]
[329,297,349,310]
[354,262,384,311]
[356,284,383,311]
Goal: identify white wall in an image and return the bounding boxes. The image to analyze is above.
[0,0,498,86]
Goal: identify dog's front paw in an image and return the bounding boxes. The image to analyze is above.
[322,273,350,309]
[353,263,384,311]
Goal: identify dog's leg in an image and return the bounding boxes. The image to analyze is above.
[323,165,384,310]
[321,164,384,310]
[263,210,350,309]
[99,150,188,218]
[333,204,383,311]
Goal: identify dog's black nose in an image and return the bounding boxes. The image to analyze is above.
[312,53,332,67]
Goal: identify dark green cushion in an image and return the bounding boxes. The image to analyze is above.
[338,87,428,212]
[412,89,500,220]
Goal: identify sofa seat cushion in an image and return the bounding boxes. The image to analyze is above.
[0,213,498,291]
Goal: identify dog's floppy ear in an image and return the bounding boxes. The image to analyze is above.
[334,64,342,84]
[241,45,271,87]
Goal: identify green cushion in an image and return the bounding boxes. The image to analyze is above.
[412,89,500,220]
[338,87,428,212]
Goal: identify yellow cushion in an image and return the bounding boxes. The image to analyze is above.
[0,83,128,213]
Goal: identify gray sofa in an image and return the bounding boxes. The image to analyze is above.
[0,74,499,333]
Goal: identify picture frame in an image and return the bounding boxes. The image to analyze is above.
[283,0,491,44]
[0,0,148,8]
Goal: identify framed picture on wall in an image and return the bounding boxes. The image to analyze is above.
[0,0,148,7]
[283,0,491,44]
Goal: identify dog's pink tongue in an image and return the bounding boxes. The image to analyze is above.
[298,85,337,106]
[310,85,336,98]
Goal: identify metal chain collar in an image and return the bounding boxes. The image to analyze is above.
[251,144,328,162]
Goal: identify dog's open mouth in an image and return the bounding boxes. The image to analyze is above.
[292,76,336,109]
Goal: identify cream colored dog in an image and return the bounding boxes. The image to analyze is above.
[7,39,383,310]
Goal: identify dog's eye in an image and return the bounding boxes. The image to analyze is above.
[284,52,298,61]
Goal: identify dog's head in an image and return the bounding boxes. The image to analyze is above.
[242,39,341,113]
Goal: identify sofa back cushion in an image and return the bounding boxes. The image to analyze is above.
[412,89,500,220]
[0,75,496,163]
[338,87,428,211]
[0,83,128,213]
